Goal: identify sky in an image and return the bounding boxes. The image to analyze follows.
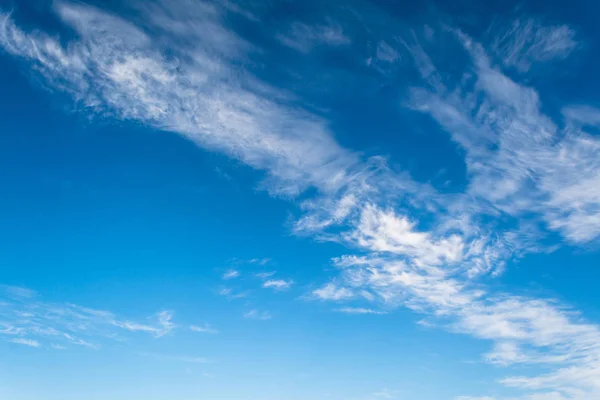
[1,0,600,399]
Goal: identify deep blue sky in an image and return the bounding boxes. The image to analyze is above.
[1,1,600,399]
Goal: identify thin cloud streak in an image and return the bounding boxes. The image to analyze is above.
[335,307,387,315]
[190,324,219,334]
[10,338,41,348]
[0,285,176,349]
[222,270,240,280]
[243,309,272,321]
[262,279,294,291]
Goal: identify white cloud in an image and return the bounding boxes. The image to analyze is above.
[255,271,276,279]
[262,279,294,291]
[190,324,219,334]
[218,287,247,300]
[309,23,600,398]
[328,250,600,398]
[222,270,240,280]
[0,285,176,348]
[10,338,40,348]
[335,307,387,315]
[409,25,600,245]
[492,17,577,72]
[249,258,271,265]
[113,310,175,338]
[243,309,272,321]
[375,41,400,63]
[313,283,355,301]
[0,1,360,198]
[346,204,465,267]
[0,285,36,299]
[562,105,600,127]
[277,20,350,53]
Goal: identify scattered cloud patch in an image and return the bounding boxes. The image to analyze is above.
[249,258,271,266]
[313,283,355,301]
[222,270,240,280]
[255,271,276,279]
[262,279,294,291]
[218,287,248,300]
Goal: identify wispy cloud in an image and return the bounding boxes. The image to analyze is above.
[0,1,360,198]
[313,283,355,301]
[492,17,578,73]
[112,310,175,338]
[316,21,600,398]
[562,104,600,127]
[222,270,240,280]
[327,245,600,398]
[218,287,248,300]
[0,285,176,349]
[0,285,36,299]
[10,338,40,348]
[276,20,350,53]
[255,271,276,279]
[190,324,219,334]
[375,41,400,63]
[262,279,294,291]
[249,258,271,266]
[409,25,600,245]
[335,307,387,315]
[243,309,272,321]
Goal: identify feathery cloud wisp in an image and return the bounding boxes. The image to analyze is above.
[243,309,272,321]
[222,270,240,280]
[276,20,350,53]
[262,279,294,291]
[10,338,41,348]
[0,285,176,349]
[335,307,387,315]
[190,324,219,334]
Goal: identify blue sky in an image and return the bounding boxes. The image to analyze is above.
[1,0,600,399]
